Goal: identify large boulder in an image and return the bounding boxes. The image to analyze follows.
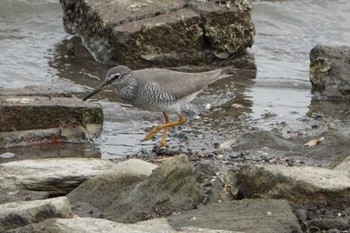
[104,155,204,222]
[234,164,350,209]
[67,159,158,217]
[309,44,350,99]
[0,158,124,199]
[59,0,255,68]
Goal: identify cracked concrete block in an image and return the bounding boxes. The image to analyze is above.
[59,0,255,68]
[0,86,103,147]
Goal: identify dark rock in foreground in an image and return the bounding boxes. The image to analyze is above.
[6,217,237,233]
[59,0,255,68]
[67,159,157,216]
[168,199,302,233]
[2,154,350,232]
[309,44,350,99]
[0,86,103,147]
[105,155,204,222]
[68,155,204,223]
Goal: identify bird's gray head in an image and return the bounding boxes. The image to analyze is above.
[82,65,132,101]
[105,65,131,84]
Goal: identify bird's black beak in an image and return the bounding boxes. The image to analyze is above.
[82,81,109,101]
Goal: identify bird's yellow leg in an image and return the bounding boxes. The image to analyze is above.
[160,112,170,147]
[142,114,186,143]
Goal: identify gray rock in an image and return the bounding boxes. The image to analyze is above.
[113,158,158,177]
[0,86,72,98]
[105,155,204,223]
[69,201,103,218]
[307,218,349,231]
[0,189,49,205]
[328,228,340,233]
[0,158,123,197]
[234,164,350,208]
[294,208,307,222]
[0,93,102,147]
[0,197,71,232]
[59,0,255,68]
[333,154,350,176]
[204,170,238,204]
[67,159,156,214]
[309,44,350,99]
[168,199,302,233]
[193,160,219,183]
[6,217,239,233]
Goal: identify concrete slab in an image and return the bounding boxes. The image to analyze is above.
[0,88,103,147]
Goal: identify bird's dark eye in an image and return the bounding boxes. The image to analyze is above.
[106,73,121,84]
[111,73,120,80]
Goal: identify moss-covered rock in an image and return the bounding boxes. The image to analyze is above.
[105,155,204,223]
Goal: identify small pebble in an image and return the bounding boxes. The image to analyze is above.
[280,121,287,126]
[229,153,240,159]
[0,152,16,159]
[260,155,270,163]
[328,229,340,233]
[294,208,307,221]
[328,122,336,129]
[213,142,220,149]
[271,128,279,133]
[156,147,169,155]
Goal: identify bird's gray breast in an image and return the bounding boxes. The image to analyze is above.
[115,76,177,112]
[133,81,176,111]
[114,76,138,103]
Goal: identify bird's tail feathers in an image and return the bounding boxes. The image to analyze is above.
[219,66,255,79]
[220,66,253,74]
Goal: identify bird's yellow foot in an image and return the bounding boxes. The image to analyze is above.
[142,126,163,142]
[159,126,169,148]
[141,114,186,146]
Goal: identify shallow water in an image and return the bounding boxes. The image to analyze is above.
[1,0,350,159]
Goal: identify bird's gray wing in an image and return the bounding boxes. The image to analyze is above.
[132,68,227,100]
